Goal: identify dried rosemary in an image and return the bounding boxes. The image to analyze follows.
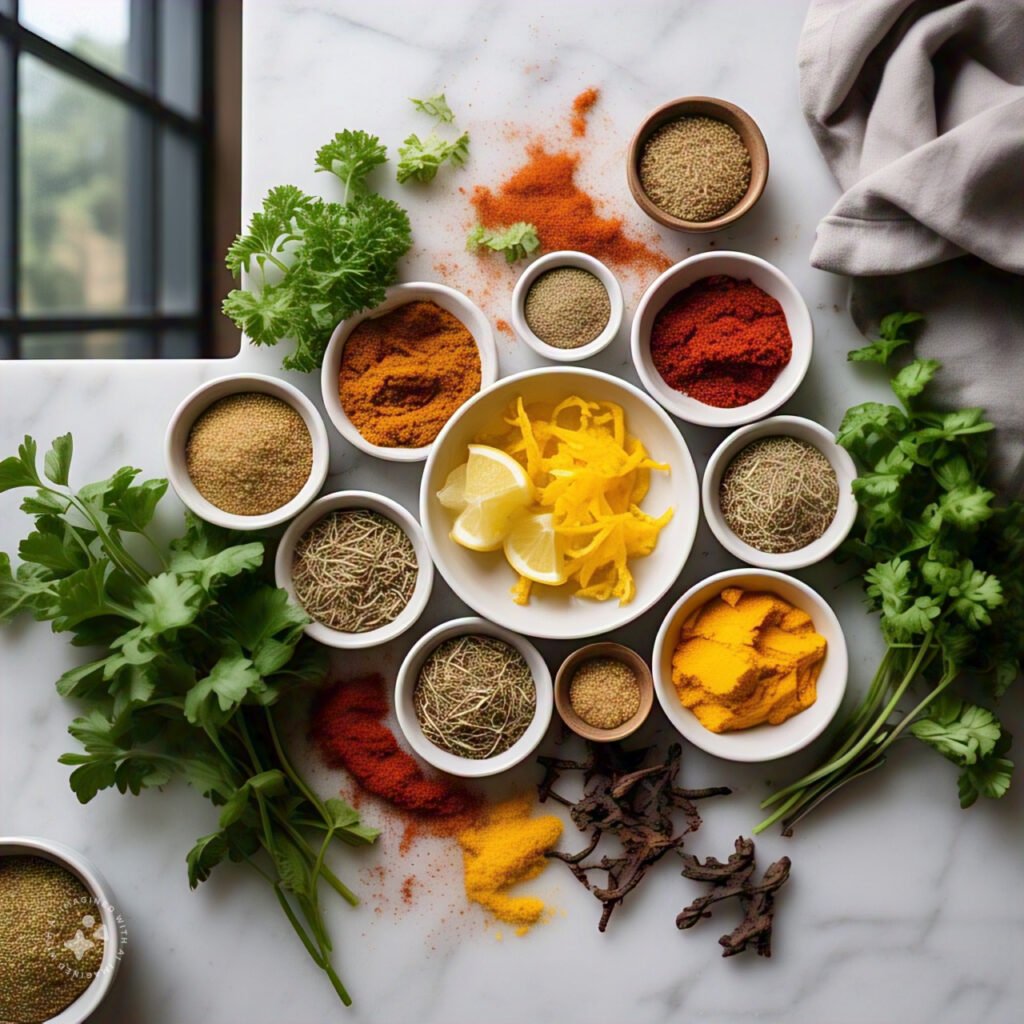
[291,509,417,632]
[719,436,839,553]
[413,635,535,759]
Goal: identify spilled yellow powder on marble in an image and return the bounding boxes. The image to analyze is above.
[457,794,563,935]
[671,587,826,733]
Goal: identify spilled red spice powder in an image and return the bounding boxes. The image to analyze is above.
[310,674,478,820]
[495,318,513,336]
[649,275,792,407]
[470,145,668,275]
[570,87,599,136]
[401,876,416,905]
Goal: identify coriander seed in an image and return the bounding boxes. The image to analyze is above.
[185,392,312,516]
[639,115,751,222]
[524,267,611,350]
[569,657,641,730]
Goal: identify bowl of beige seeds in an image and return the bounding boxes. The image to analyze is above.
[165,372,330,531]
[626,96,769,233]
[510,250,624,363]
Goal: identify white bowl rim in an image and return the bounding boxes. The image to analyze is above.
[510,250,625,363]
[0,835,122,1024]
[652,568,848,762]
[319,281,499,463]
[164,372,330,532]
[395,616,554,777]
[419,365,701,640]
[630,250,813,427]
[701,415,859,571]
[274,490,434,650]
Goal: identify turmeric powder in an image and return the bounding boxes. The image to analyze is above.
[339,300,481,448]
[671,587,826,733]
[457,794,562,935]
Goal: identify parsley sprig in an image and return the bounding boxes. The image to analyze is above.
[0,436,378,1006]
[756,315,1021,834]
[222,130,412,373]
[397,93,471,184]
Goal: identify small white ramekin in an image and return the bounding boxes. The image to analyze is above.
[510,250,625,363]
[320,282,498,463]
[165,372,329,531]
[0,836,123,1024]
[630,251,813,428]
[274,490,433,650]
[395,616,553,778]
[652,569,848,763]
[702,415,858,570]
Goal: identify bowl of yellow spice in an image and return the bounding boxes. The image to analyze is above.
[321,282,498,462]
[652,569,847,762]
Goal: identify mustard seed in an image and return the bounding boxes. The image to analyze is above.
[524,267,611,350]
[639,115,751,222]
[186,392,312,516]
[569,657,641,730]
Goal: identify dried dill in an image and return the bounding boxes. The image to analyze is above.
[291,509,418,632]
[413,636,535,759]
[719,436,839,553]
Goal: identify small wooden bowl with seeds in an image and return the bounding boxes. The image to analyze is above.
[627,96,768,233]
[554,642,654,742]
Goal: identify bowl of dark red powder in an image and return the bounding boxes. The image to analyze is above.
[630,251,812,428]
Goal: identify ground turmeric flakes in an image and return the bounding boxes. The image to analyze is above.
[457,794,562,935]
[469,146,668,276]
[671,588,826,733]
[339,300,481,448]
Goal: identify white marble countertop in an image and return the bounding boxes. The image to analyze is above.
[2,2,1022,1022]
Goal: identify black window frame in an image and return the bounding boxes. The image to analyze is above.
[0,0,217,358]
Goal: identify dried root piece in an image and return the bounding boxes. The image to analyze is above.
[677,836,791,958]
[538,742,731,931]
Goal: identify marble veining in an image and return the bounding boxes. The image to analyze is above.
[1,2,1021,1023]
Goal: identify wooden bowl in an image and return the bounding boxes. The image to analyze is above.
[626,96,769,233]
[554,642,654,742]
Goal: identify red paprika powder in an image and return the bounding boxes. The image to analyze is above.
[649,275,792,408]
[310,674,477,819]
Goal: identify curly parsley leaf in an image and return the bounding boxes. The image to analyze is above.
[314,130,387,201]
[396,130,470,184]
[467,221,541,263]
[848,311,923,364]
[410,92,455,123]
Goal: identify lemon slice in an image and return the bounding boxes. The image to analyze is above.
[437,463,468,510]
[447,445,533,551]
[504,513,567,585]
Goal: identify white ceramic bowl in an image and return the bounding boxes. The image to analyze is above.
[165,373,329,531]
[395,616,553,778]
[702,415,858,570]
[0,836,122,1024]
[631,251,813,427]
[274,490,433,649]
[320,282,498,463]
[510,250,625,363]
[652,569,848,762]
[420,367,700,640]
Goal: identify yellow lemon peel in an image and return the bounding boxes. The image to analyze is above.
[485,395,672,605]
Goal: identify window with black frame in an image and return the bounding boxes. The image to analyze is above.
[0,0,240,359]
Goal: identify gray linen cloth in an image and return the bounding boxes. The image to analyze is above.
[799,0,1024,492]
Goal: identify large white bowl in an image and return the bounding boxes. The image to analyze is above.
[510,250,625,363]
[0,836,123,1024]
[631,251,813,428]
[702,416,858,571]
[274,490,434,649]
[320,282,498,463]
[420,367,700,639]
[652,569,848,762]
[165,373,330,531]
[395,617,553,778]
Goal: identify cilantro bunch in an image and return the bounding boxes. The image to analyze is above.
[0,436,377,1006]
[222,130,412,373]
[756,315,1021,835]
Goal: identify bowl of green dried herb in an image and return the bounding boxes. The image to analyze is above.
[0,836,122,1024]
[702,415,858,570]
[395,616,553,777]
